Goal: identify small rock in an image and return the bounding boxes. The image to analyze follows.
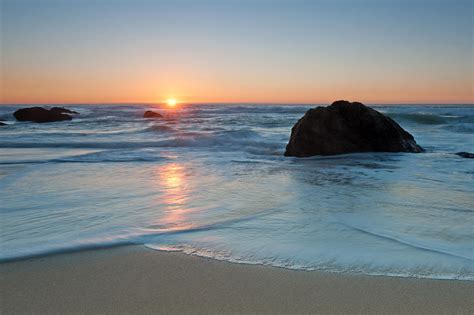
[455,152,474,159]
[144,110,163,118]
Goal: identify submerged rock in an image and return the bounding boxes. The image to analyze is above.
[455,152,474,159]
[13,107,72,123]
[144,110,163,118]
[50,107,79,115]
[284,100,424,157]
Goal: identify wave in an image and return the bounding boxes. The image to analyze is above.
[0,208,279,262]
[54,150,170,163]
[0,134,284,164]
[342,223,474,261]
[444,123,474,133]
[2,235,472,280]
[143,244,474,281]
[386,112,474,126]
[387,113,449,125]
[0,150,171,165]
[145,125,175,133]
[0,128,279,149]
[191,105,312,115]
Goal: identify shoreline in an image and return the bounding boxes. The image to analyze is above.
[1,245,473,314]
[3,243,473,282]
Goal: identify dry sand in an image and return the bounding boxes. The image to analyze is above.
[1,245,473,314]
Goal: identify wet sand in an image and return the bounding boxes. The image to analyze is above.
[1,245,473,314]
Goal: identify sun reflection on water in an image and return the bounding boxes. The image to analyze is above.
[153,162,194,232]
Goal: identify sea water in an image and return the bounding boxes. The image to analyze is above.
[0,104,473,280]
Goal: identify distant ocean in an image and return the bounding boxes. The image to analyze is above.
[1,104,473,280]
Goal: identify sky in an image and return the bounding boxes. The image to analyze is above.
[1,0,473,104]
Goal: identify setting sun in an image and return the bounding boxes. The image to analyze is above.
[166,98,177,107]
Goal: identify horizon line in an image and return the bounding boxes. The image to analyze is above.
[1,101,473,106]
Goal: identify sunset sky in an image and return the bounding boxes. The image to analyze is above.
[1,0,472,104]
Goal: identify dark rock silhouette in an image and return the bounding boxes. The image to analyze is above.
[0,121,6,126]
[13,107,72,123]
[50,107,79,115]
[455,152,474,159]
[144,110,163,118]
[285,100,424,157]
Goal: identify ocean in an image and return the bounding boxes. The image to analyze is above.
[0,104,473,280]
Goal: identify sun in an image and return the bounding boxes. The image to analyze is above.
[166,98,177,107]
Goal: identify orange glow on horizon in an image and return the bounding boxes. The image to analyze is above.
[1,74,473,105]
[1,82,472,105]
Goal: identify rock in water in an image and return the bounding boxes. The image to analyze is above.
[144,110,163,118]
[50,107,79,114]
[284,100,424,157]
[455,152,474,159]
[13,107,72,123]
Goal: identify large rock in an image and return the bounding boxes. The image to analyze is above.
[284,100,423,157]
[144,110,163,118]
[13,107,72,123]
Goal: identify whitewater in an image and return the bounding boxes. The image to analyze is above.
[0,104,473,280]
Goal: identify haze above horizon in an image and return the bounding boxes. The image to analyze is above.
[1,0,473,104]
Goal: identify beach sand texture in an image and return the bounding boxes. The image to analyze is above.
[1,245,473,314]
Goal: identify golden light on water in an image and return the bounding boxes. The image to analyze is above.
[153,162,193,232]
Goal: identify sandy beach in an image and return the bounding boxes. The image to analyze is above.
[1,245,473,314]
